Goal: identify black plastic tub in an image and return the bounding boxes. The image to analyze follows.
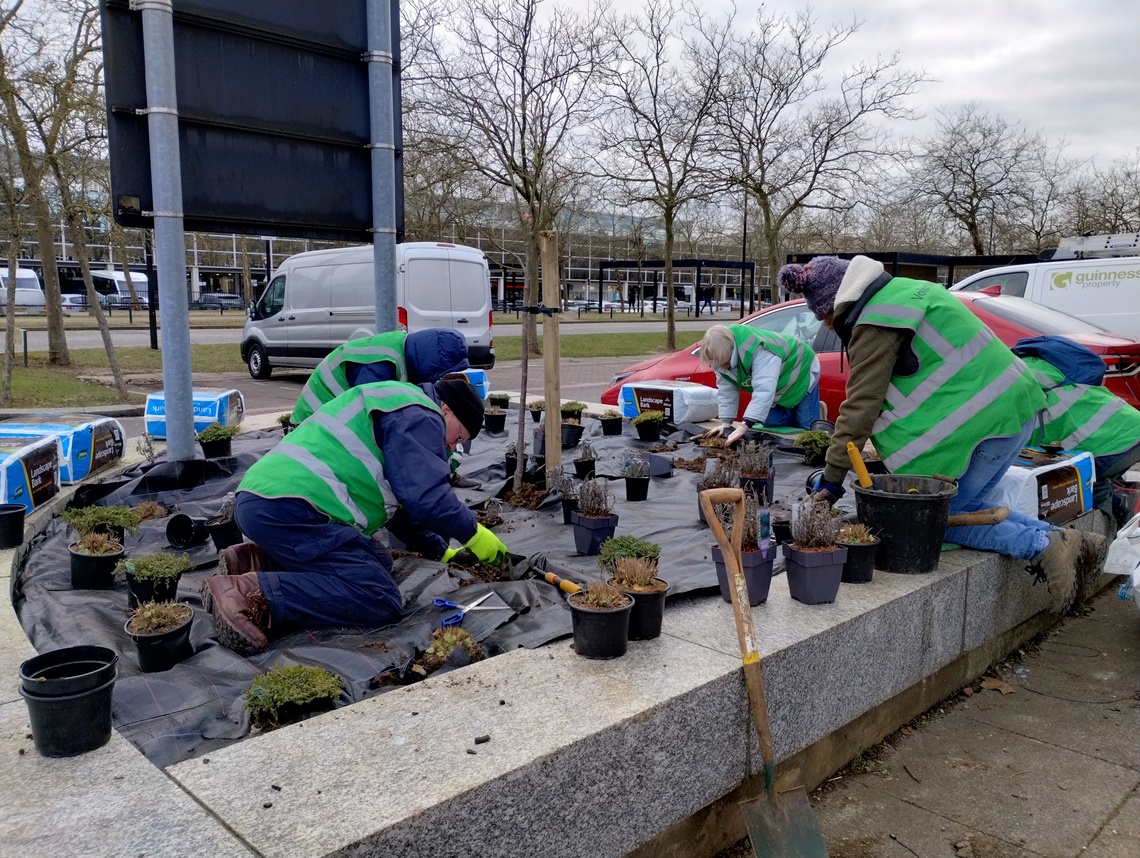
[19,646,118,697]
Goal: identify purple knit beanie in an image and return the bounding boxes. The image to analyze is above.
[777,256,849,320]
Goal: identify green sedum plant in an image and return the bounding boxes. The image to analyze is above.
[63,505,142,537]
[598,534,661,573]
[488,393,511,409]
[561,400,586,416]
[115,552,192,583]
[197,422,240,442]
[631,409,665,426]
[793,429,832,463]
[243,665,345,731]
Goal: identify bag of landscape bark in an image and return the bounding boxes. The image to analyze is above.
[0,434,61,511]
[145,388,245,438]
[0,415,125,483]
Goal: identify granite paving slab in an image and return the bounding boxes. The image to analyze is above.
[1084,788,1140,858]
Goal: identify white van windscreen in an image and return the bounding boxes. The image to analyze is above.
[405,258,451,312]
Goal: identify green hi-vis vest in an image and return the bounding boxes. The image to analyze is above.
[1023,356,1140,458]
[716,325,814,407]
[291,331,409,424]
[857,278,1044,477]
[243,381,439,534]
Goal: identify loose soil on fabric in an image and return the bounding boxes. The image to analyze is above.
[502,483,548,509]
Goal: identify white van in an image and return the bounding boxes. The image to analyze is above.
[0,268,45,315]
[951,234,1140,338]
[241,242,494,379]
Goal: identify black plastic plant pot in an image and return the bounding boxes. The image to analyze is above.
[574,458,596,480]
[199,437,232,459]
[206,517,243,552]
[570,512,619,556]
[784,544,848,604]
[166,513,210,549]
[711,544,775,605]
[635,421,661,442]
[0,502,26,549]
[561,423,585,449]
[483,411,507,433]
[505,453,522,477]
[69,544,123,590]
[600,416,623,436]
[612,580,670,640]
[125,571,181,611]
[125,616,194,673]
[530,409,543,423]
[20,646,118,697]
[561,497,579,525]
[532,430,547,457]
[19,676,115,757]
[739,474,769,505]
[625,476,650,502]
[568,593,633,658]
[561,409,584,423]
[840,539,879,584]
[771,515,792,545]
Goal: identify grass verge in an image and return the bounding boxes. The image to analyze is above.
[492,331,701,362]
[0,366,142,408]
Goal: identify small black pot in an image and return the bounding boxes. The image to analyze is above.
[612,580,669,640]
[199,437,232,459]
[600,416,623,436]
[126,613,194,673]
[125,571,181,611]
[625,476,650,502]
[505,453,523,477]
[772,515,793,545]
[166,513,210,549]
[205,516,243,551]
[483,411,507,433]
[570,512,619,556]
[532,429,547,457]
[840,539,879,584]
[635,421,662,442]
[0,502,26,549]
[574,458,596,480]
[20,646,118,697]
[530,409,543,423]
[20,676,115,757]
[568,592,633,658]
[68,543,124,590]
[561,423,585,449]
[561,409,585,423]
[561,496,579,525]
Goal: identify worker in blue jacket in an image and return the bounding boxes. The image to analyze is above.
[201,377,508,655]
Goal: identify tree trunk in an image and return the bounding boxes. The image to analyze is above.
[30,194,70,365]
[2,245,18,404]
[968,220,985,255]
[67,210,128,397]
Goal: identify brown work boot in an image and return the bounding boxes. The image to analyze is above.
[1028,530,1081,613]
[201,572,270,655]
[218,542,267,576]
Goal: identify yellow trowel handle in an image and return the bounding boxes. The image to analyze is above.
[847,442,873,488]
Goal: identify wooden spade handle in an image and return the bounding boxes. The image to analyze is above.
[945,507,1010,527]
[699,488,778,789]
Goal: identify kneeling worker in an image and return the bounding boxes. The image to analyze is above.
[290,329,470,425]
[695,323,821,447]
[201,377,509,655]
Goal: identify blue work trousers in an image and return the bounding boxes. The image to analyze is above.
[754,383,822,431]
[234,492,403,630]
[943,420,1056,560]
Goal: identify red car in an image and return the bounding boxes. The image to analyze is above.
[600,293,1140,418]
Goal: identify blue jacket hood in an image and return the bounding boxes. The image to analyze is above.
[404,329,470,383]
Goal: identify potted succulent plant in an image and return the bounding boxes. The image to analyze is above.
[631,409,666,442]
[837,522,880,584]
[561,417,585,449]
[197,422,240,458]
[570,477,618,556]
[567,582,634,659]
[792,429,832,467]
[117,551,193,610]
[124,600,195,673]
[529,398,545,423]
[784,499,847,604]
[620,453,651,501]
[488,392,511,411]
[504,441,523,477]
[132,500,169,522]
[710,488,774,606]
[600,536,668,640]
[68,531,125,590]
[483,402,507,433]
[551,467,579,524]
[600,408,623,436]
[574,439,599,479]
[243,665,345,732]
[737,440,773,505]
[560,400,587,422]
[63,504,143,546]
[697,457,740,525]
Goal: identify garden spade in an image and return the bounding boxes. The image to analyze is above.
[699,487,828,858]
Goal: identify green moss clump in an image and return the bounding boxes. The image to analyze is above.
[115,552,192,583]
[62,505,143,537]
[631,409,665,426]
[793,429,832,462]
[196,422,240,442]
[561,400,586,415]
[598,534,660,573]
[243,666,345,731]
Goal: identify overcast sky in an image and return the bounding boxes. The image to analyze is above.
[761,0,1138,167]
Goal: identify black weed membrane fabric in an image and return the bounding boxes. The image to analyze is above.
[13,419,816,769]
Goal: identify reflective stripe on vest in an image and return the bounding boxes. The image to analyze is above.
[857,278,1043,477]
[1025,357,1140,456]
[291,332,408,424]
[243,382,437,532]
[718,325,813,407]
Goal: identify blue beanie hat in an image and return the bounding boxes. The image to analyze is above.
[777,256,849,320]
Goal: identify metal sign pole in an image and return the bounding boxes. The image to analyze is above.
[367,0,398,332]
[134,0,194,459]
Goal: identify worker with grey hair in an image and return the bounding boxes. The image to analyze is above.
[694,323,821,447]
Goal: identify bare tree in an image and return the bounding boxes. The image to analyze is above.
[597,0,724,350]
[1066,148,1140,235]
[701,6,925,295]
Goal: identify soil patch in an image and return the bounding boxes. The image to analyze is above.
[674,455,708,473]
[503,483,548,509]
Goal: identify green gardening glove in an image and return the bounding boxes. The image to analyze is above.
[465,524,509,565]
[441,547,460,564]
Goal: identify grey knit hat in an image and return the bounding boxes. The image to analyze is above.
[777,256,850,320]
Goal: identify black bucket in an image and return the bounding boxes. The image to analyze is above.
[20,676,115,757]
[854,475,957,573]
[0,502,26,549]
[20,646,118,696]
